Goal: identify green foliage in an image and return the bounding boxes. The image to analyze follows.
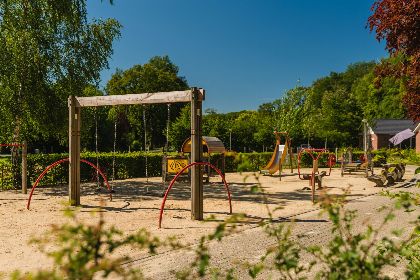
[0,159,14,190]
[352,69,406,122]
[183,61,408,151]
[168,104,191,151]
[106,56,189,150]
[387,149,420,165]
[0,0,121,144]
[307,194,401,279]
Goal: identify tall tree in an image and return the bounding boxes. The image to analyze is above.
[368,0,420,120]
[0,0,121,145]
[351,63,406,121]
[106,56,189,150]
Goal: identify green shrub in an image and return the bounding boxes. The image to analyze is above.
[1,148,417,191]
[0,160,14,190]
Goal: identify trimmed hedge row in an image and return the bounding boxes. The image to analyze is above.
[0,149,417,190]
[25,152,163,187]
[0,158,14,190]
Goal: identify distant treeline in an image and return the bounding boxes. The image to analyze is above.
[0,57,407,154]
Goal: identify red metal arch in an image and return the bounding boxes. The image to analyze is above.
[0,143,25,147]
[297,148,336,203]
[26,158,112,210]
[297,148,335,179]
[159,161,232,228]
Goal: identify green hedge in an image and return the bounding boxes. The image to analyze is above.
[26,152,163,187]
[0,149,418,190]
[0,158,15,190]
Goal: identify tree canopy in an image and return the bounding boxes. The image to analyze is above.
[105,56,189,151]
[167,60,407,152]
[0,0,121,145]
[0,1,411,153]
[368,0,420,120]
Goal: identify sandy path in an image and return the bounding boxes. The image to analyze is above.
[0,166,416,277]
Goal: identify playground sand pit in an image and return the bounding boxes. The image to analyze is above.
[0,167,416,276]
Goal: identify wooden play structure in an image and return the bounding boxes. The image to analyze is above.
[297,148,335,203]
[162,136,226,182]
[340,147,373,177]
[367,163,406,187]
[260,131,293,180]
[340,119,373,177]
[68,88,209,221]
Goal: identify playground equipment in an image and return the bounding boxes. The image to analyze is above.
[0,142,27,193]
[341,119,373,177]
[159,161,232,228]
[367,163,406,187]
[26,158,112,209]
[260,131,293,179]
[340,147,373,177]
[162,136,226,183]
[68,88,218,221]
[297,148,335,203]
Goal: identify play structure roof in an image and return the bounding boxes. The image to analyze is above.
[181,136,226,154]
[369,119,419,135]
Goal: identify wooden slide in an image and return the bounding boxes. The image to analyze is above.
[261,141,289,175]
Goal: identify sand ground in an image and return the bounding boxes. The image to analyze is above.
[0,166,417,277]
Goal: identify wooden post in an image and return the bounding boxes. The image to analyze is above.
[69,96,81,206]
[191,87,203,220]
[362,119,368,178]
[289,138,293,173]
[279,150,282,182]
[21,141,27,194]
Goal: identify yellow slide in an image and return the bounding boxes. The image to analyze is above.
[261,140,289,175]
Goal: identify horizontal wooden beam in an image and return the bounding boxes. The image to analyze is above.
[74,89,205,107]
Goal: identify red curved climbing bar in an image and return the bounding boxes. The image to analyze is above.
[159,161,232,228]
[26,158,112,210]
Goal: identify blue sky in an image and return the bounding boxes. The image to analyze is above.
[87,0,387,112]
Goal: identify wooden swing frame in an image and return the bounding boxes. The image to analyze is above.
[68,87,206,220]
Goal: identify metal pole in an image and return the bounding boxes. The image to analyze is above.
[191,88,203,220]
[69,96,81,206]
